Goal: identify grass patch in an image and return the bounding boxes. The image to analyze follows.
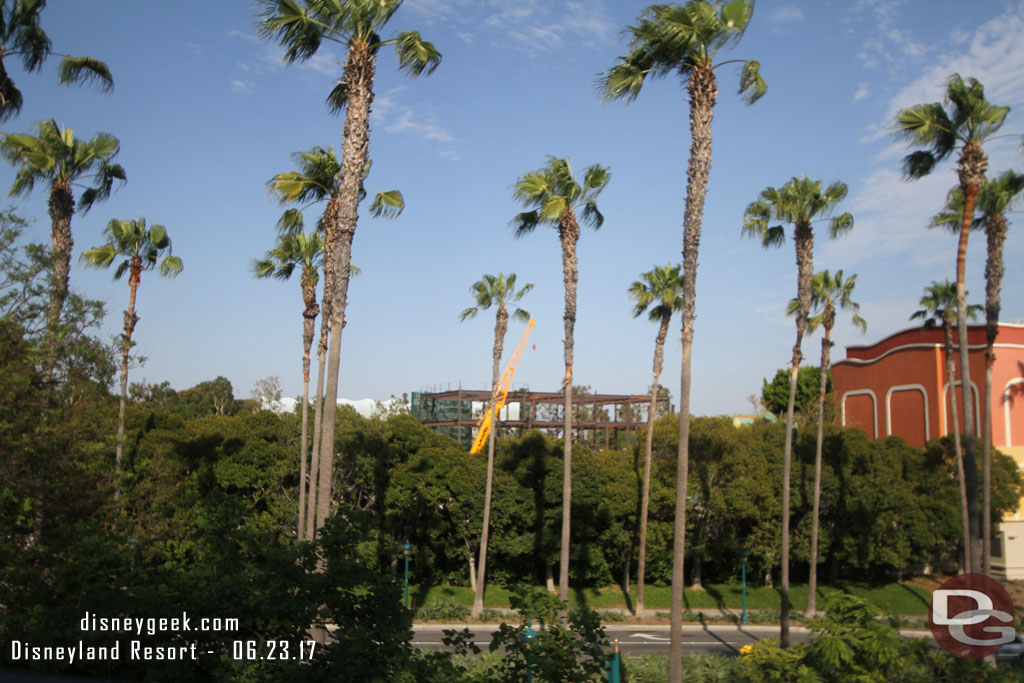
[407,581,933,616]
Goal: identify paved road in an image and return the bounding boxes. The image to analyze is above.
[411,624,821,657]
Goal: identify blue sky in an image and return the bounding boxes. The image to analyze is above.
[3,0,1023,416]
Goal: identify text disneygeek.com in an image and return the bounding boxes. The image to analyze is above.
[8,612,317,663]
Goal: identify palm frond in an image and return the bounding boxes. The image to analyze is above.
[368,189,404,219]
[57,56,113,92]
[325,80,347,115]
[900,150,938,180]
[259,0,325,63]
[394,30,441,77]
[159,255,184,278]
[738,59,765,104]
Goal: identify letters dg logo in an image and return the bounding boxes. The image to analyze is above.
[929,573,1016,658]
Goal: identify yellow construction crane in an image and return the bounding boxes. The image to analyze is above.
[470,319,535,454]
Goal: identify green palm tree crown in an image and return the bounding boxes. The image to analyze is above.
[598,0,764,104]
[459,272,532,324]
[1,118,125,210]
[268,147,405,235]
[259,0,440,114]
[628,263,685,323]
[511,156,610,235]
[931,170,1024,234]
[742,177,853,247]
[787,269,866,335]
[253,230,323,286]
[80,218,182,280]
[0,0,113,122]
[896,75,1009,183]
[910,280,981,330]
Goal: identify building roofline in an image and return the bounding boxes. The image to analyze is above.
[841,321,1023,353]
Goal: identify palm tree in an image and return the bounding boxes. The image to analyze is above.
[896,74,1009,573]
[459,272,532,617]
[627,263,683,617]
[254,230,324,540]
[911,280,982,574]
[511,155,609,602]
[267,145,401,539]
[599,2,764,672]
[260,0,439,536]
[743,176,852,646]
[0,118,125,375]
[788,270,864,614]
[0,0,114,122]
[932,171,1024,575]
[80,218,182,493]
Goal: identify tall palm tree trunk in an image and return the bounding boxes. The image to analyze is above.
[45,180,75,380]
[306,197,337,540]
[806,322,832,615]
[955,143,984,573]
[637,312,671,617]
[943,325,970,573]
[558,210,580,603]
[670,63,716,682]
[306,330,328,541]
[473,306,507,617]
[113,263,140,501]
[982,213,1006,576]
[780,222,814,647]
[314,42,374,534]
[298,278,318,539]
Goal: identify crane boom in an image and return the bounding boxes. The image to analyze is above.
[470,319,535,454]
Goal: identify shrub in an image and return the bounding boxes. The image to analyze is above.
[417,596,470,621]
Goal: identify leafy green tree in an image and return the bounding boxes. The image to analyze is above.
[789,270,864,614]
[487,585,609,683]
[932,170,1024,575]
[743,175,852,645]
[896,74,1010,574]
[0,207,48,329]
[254,230,323,539]
[511,155,610,602]
[761,365,828,418]
[80,218,181,491]
[0,119,125,374]
[176,376,237,419]
[599,1,764,671]
[458,271,532,617]
[911,280,982,573]
[260,0,439,539]
[627,263,683,615]
[0,0,113,122]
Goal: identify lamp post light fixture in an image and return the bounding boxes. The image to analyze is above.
[739,550,749,625]
[523,620,538,683]
[402,540,412,609]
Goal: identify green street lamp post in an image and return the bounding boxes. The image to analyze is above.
[523,620,537,683]
[403,540,412,609]
[740,550,749,625]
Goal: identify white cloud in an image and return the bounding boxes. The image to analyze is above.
[384,110,454,143]
[225,29,257,43]
[853,82,870,102]
[231,80,254,94]
[872,7,1024,141]
[770,5,805,29]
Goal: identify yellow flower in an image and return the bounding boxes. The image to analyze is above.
[740,644,754,656]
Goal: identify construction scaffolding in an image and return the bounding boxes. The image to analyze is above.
[411,386,673,450]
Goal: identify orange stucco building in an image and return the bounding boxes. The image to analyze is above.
[832,323,1024,579]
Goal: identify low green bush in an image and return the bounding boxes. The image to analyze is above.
[417,596,470,621]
